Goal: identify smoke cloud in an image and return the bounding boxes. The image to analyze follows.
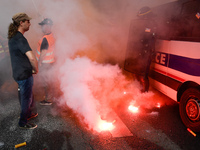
[0,0,177,132]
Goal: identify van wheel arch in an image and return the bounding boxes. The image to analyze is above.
[179,88,200,132]
[177,81,199,102]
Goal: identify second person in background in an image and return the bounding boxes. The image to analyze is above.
[36,18,56,105]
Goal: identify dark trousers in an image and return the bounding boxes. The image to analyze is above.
[135,74,149,92]
[16,76,35,126]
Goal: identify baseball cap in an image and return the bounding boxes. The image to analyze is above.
[12,13,32,22]
[39,18,53,25]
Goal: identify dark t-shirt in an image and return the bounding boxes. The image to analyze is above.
[9,31,32,81]
[40,37,49,51]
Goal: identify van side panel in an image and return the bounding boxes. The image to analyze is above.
[168,41,200,84]
[150,40,200,101]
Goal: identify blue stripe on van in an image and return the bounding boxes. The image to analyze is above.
[168,54,200,76]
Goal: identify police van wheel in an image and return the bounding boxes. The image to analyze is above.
[179,88,200,132]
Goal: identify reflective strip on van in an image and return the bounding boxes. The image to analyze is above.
[150,67,183,91]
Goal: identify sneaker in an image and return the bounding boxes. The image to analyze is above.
[19,123,37,129]
[40,100,52,105]
[28,113,38,120]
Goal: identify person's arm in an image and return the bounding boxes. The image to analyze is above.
[38,50,47,66]
[26,51,38,74]
[38,38,49,65]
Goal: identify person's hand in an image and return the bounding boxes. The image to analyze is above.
[38,60,42,66]
[32,69,38,74]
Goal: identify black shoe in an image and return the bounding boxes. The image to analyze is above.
[19,123,37,129]
[40,100,52,106]
[28,113,38,120]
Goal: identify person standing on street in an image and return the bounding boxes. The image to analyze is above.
[8,13,38,129]
[35,18,55,105]
[124,6,157,93]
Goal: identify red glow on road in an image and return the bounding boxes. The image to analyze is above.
[128,105,139,113]
[98,120,115,131]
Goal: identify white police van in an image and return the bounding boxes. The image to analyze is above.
[149,0,200,132]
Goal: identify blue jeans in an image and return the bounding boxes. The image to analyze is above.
[16,76,35,126]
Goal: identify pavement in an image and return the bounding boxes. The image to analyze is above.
[1,79,200,150]
[0,80,89,150]
[0,80,136,150]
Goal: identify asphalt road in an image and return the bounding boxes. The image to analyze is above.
[1,80,200,150]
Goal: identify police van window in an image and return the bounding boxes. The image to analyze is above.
[171,15,193,38]
[152,2,180,40]
[181,1,199,15]
[155,18,171,40]
[170,1,200,42]
[191,6,200,40]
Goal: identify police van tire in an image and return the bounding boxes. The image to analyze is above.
[179,88,200,132]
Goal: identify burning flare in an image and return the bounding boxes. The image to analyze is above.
[156,103,161,108]
[98,120,115,131]
[128,105,139,113]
